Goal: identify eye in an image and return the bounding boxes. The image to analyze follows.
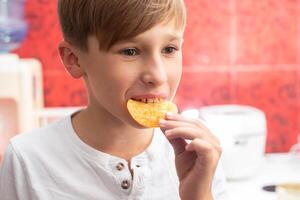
[162,46,178,54]
[119,48,139,56]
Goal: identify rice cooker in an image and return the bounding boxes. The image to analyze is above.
[182,105,267,180]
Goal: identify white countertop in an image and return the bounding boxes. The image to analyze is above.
[226,153,300,200]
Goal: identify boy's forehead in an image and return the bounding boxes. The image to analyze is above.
[122,23,184,43]
[128,33,183,44]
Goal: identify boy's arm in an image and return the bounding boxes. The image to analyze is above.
[160,113,225,200]
[0,143,32,200]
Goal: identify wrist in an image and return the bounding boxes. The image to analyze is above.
[201,192,213,200]
[197,192,213,200]
[181,191,213,200]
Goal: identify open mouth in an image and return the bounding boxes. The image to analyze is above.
[127,98,178,128]
[131,98,164,103]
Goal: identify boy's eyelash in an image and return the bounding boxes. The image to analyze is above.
[162,46,179,53]
[118,45,179,56]
[119,48,139,56]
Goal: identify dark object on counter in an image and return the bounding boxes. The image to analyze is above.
[262,185,276,192]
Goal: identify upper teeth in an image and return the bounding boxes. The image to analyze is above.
[138,98,162,103]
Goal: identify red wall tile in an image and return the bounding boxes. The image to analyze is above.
[15,0,64,72]
[14,0,86,107]
[183,0,231,67]
[233,70,298,152]
[235,0,298,65]
[176,71,232,110]
[296,70,300,147]
[43,73,87,107]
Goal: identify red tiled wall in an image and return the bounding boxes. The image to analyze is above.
[14,0,300,153]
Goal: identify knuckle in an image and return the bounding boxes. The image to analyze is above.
[215,137,221,145]
[216,145,222,155]
[194,118,204,127]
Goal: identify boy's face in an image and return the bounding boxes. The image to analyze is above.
[69,21,184,128]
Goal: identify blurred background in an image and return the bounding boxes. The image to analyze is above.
[1,0,300,199]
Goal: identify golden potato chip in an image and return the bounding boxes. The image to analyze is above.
[127,99,178,128]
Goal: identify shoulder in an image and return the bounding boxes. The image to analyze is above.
[9,116,71,160]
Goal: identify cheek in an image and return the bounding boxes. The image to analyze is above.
[168,60,182,83]
[95,69,136,101]
[166,73,181,102]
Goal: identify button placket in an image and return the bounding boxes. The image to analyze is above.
[132,159,148,189]
[126,160,148,199]
[131,158,144,170]
[116,162,125,171]
[121,180,130,189]
[135,163,141,168]
[112,161,132,191]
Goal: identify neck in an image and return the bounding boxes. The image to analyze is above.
[71,107,154,161]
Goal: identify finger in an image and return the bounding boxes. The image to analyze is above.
[165,126,201,140]
[165,127,220,148]
[168,138,188,155]
[186,138,222,159]
[185,139,220,175]
[164,113,221,146]
[159,119,197,130]
[166,113,211,131]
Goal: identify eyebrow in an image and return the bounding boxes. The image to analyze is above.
[166,35,184,43]
[119,33,183,44]
[163,33,183,41]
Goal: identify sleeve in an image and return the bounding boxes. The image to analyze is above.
[0,143,32,200]
[212,160,230,200]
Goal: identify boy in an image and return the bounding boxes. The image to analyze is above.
[0,0,228,199]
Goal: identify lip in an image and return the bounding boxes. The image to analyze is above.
[130,93,168,101]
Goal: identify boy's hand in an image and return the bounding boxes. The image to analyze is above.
[159,113,222,200]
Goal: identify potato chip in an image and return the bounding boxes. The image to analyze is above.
[127,99,178,128]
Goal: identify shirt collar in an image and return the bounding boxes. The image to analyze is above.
[63,114,162,171]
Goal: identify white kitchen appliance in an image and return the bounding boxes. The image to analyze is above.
[183,105,267,180]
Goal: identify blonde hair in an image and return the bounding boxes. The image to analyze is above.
[58,0,186,51]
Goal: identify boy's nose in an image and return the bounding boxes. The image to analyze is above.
[141,54,168,86]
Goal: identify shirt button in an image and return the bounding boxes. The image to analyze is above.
[116,162,125,171]
[121,180,130,189]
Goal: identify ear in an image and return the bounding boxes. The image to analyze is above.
[58,41,84,79]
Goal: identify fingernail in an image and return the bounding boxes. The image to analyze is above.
[185,144,191,151]
[165,130,171,136]
[166,112,173,118]
[159,119,167,126]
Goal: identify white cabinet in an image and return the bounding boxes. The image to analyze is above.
[0,54,43,153]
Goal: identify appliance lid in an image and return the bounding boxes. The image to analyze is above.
[198,104,267,136]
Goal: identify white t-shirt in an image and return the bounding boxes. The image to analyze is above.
[0,115,228,200]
